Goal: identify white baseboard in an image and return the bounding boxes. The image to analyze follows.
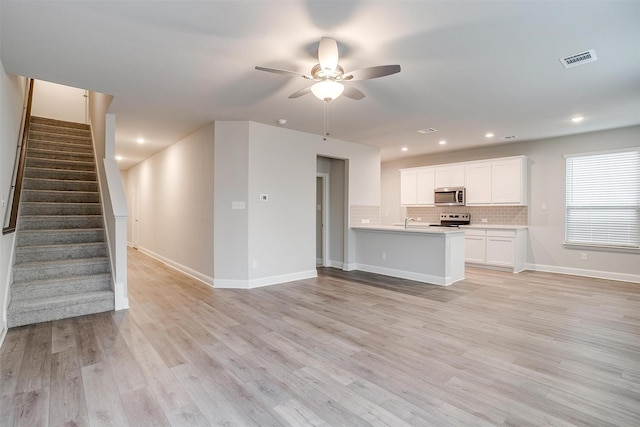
[0,322,6,350]
[343,263,357,271]
[525,263,640,284]
[137,246,214,287]
[354,263,457,286]
[214,270,318,289]
[328,260,344,269]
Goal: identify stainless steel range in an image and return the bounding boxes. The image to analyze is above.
[430,213,470,228]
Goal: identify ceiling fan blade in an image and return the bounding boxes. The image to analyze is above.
[343,64,401,81]
[342,86,366,100]
[318,37,339,72]
[288,86,312,99]
[255,66,311,79]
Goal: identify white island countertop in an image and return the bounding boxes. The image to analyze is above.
[352,225,464,234]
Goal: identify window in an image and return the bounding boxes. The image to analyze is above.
[565,149,640,248]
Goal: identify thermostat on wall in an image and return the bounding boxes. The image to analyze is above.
[259,194,268,201]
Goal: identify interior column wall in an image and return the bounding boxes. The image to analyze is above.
[0,63,27,341]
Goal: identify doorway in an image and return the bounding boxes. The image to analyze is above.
[316,156,346,269]
[316,174,329,266]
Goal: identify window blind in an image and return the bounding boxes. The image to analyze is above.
[565,149,640,248]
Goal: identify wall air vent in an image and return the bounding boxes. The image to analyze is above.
[417,128,437,134]
[559,49,597,68]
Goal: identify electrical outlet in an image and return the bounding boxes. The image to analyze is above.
[252,260,258,268]
[417,217,422,221]
[382,252,387,260]
[481,218,488,223]
[581,253,588,261]
[541,202,548,210]
[361,219,370,224]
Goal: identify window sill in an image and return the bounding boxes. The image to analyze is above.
[563,242,640,254]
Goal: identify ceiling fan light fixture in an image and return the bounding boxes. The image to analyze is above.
[311,80,344,102]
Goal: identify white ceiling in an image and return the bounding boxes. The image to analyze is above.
[2,1,639,170]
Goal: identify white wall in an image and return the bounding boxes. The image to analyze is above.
[31,80,86,123]
[0,60,27,343]
[213,122,249,283]
[212,121,380,288]
[381,126,640,282]
[128,123,215,284]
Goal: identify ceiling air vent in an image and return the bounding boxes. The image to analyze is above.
[417,128,437,134]
[559,49,597,68]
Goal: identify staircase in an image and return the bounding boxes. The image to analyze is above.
[7,116,114,328]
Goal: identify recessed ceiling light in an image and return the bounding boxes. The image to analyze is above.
[277,119,287,125]
[571,116,584,123]
[401,147,409,152]
[439,140,447,145]
[115,156,123,161]
[136,138,145,144]
[417,128,437,134]
[485,133,494,138]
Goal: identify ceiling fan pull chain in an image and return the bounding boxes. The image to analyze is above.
[323,101,329,141]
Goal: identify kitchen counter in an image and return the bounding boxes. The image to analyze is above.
[352,225,464,234]
[351,226,465,286]
[461,224,528,230]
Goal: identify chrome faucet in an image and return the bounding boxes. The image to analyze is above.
[404,217,416,229]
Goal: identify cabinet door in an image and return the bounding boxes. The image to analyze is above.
[416,168,435,205]
[465,235,486,263]
[400,169,417,205]
[450,166,465,187]
[465,163,492,204]
[492,159,523,204]
[486,236,515,267]
[435,166,465,188]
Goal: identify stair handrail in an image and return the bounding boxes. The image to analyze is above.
[3,78,35,235]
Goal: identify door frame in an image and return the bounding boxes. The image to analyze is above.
[317,173,330,267]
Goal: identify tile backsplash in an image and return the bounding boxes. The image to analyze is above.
[350,205,381,226]
[406,205,528,225]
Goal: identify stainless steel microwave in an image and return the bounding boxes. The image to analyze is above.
[434,187,465,206]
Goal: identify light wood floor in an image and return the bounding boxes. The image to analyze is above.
[1,248,640,426]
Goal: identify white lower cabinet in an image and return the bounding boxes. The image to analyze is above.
[464,229,486,264]
[464,228,526,272]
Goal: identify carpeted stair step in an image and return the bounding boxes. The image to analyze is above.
[10,273,112,301]
[22,189,99,203]
[20,202,102,216]
[30,116,90,130]
[17,228,105,246]
[27,147,94,163]
[23,177,98,192]
[28,139,94,154]
[15,242,108,263]
[28,131,91,145]
[13,257,110,282]
[7,290,115,328]
[29,122,91,138]
[24,166,96,181]
[19,215,104,230]
[25,157,95,172]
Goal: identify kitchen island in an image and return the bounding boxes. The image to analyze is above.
[351,225,465,286]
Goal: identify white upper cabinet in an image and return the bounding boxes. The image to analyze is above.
[400,167,435,206]
[401,156,527,207]
[435,166,465,188]
[491,158,527,205]
[416,168,435,205]
[465,163,492,204]
[400,169,418,205]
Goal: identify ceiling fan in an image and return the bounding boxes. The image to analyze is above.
[255,37,401,102]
